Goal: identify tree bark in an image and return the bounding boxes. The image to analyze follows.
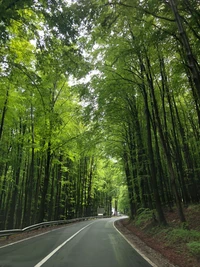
[168,0,200,102]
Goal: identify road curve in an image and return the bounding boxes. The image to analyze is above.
[0,217,153,267]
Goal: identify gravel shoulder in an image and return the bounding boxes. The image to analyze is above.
[114,218,177,267]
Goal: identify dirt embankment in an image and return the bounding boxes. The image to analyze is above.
[115,206,200,267]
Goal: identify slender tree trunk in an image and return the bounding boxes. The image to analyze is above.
[39,141,51,222]
[7,120,26,229]
[173,96,199,202]
[0,162,9,229]
[23,105,35,226]
[48,167,55,221]
[141,77,167,225]
[32,157,43,223]
[168,0,200,101]
[0,87,9,141]
[144,52,186,223]
[123,149,135,219]
[86,156,94,216]
[55,155,62,220]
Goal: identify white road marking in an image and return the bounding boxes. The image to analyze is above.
[113,220,157,267]
[34,221,95,267]
[0,226,66,249]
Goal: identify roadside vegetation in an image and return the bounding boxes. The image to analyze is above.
[1,5,200,265]
[121,204,200,267]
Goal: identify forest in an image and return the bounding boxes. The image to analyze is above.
[0,0,200,230]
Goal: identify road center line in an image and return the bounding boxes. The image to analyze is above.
[34,221,95,267]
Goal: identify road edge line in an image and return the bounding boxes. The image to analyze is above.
[113,220,157,267]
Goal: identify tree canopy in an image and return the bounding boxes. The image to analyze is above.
[0,0,200,229]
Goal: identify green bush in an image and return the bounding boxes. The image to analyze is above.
[166,228,200,244]
[187,242,200,258]
[135,208,154,226]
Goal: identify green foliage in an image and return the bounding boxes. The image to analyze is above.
[181,222,189,230]
[166,229,200,244]
[118,185,130,214]
[135,208,155,227]
[1,0,200,230]
[187,242,200,258]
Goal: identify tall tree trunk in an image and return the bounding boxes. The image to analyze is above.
[55,155,62,220]
[39,141,51,222]
[168,0,200,101]
[144,52,186,223]
[48,167,55,221]
[0,87,9,141]
[0,162,9,229]
[123,149,135,219]
[23,104,35,226]
[86,156,94,217]
[7,120,26,229]
[141,72,167,225]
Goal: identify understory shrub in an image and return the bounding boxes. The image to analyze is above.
[166,228,200,244]
[187,242,200,258]
[135,208,155,227]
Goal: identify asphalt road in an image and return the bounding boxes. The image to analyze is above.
[0,217,153,267]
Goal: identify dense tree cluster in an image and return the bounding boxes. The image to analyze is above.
[0,0,123,229]
[0,0,200,229]
[81,0,200,224]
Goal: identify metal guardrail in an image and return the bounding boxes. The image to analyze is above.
[0,216,107,239]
